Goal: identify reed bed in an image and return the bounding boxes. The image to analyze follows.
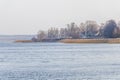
[14,40,33,43]
[59,38,120,43]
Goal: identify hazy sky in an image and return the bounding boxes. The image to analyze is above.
[0,0,120,35]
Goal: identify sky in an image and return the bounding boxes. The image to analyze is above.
[0,0,120,35]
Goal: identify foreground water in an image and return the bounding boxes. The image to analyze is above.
[0,42,120,80]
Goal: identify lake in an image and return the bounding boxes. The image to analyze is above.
[0,42,120,80]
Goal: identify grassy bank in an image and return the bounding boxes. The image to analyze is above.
[59,38,120,43]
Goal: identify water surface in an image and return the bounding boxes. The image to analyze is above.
[0,42,120,80]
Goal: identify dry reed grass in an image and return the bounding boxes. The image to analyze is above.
[59,38,120,43]
[14,40,33,43]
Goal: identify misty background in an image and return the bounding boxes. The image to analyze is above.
[0,0,120,35]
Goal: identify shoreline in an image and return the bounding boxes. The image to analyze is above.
[59,38,120,43]
[14,38,120,43]
[14,40,33,43]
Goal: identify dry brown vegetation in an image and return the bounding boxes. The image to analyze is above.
[59,38,120,43]
[14,40,33,43]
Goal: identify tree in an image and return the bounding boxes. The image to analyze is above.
[47,27,59,39]
[59,28,68,38]
[96,23,105,37]
[112,27,120,38]
[31,37,37,42]
[84,20,99,38]
[103,20,117,38]
[66,22,80,39]
[117,21,120,28]
[37,30,46,41]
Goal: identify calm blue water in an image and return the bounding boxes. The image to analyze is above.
[0,42,120,80]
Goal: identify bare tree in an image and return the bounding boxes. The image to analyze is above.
[37,30,46,41]
[113,27,120,38]
[84,20,99,38]
[117,21,120,28]
[66,22,80,39]
[79,23,86,38]
[47,27,59,39]
[60,28,67,38]
[96,23,105,37]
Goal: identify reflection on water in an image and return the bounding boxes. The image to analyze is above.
[0,43,120,80]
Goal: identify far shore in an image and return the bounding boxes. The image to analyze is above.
[14,40,33,43]
[59,38,120,43]
[14,38,120,43]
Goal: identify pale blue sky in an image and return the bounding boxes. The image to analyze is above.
[0,0,120,35]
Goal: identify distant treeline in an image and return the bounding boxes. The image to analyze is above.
[32,20,120,42]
